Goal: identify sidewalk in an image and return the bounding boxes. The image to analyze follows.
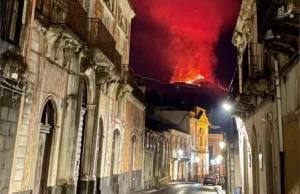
[214,185,226,194]
[130,185,168,194]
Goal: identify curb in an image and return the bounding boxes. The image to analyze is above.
[214,186,225,194]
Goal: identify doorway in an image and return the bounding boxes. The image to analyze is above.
[111,129,120,193]
[129,135,136,190]
[76,79,88,192]
[33,100,55,194]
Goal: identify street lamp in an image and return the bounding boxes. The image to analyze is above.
[210,159,216,165]
[220,141,225,150]
[222,102,232,111]
[215,155,223,164]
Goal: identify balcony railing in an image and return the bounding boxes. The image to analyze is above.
[0,0,24,45]
[87,18,115,45]
[36,0,88,39]
[87,18,121,70]
[172,150,191,160]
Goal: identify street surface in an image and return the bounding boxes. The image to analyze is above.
[149,182,217,194]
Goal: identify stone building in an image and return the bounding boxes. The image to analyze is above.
[169,129,190,182]
[0,0,146,194]
[228,0,299,194]
[143,124,171,190]
[208,134,225,176]
[189,107,210,182]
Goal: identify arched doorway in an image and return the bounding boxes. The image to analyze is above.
[111,129,120,193]
[130,135,136,190]
[76,79,88,192]
[33,100,56,194]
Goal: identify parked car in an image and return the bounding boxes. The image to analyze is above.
[203,174,216,186]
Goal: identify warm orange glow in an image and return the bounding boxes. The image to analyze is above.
[185,74,205,84]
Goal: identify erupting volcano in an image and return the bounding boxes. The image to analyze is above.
[130,0,240,89]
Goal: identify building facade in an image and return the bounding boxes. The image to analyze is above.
[189,107,210,182]
[154,106,210,183]
[208,134,225,176]
[229,0,300,194]
[0,0,146,194]
[143,128,171,189]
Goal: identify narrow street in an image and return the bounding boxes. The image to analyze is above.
[149,183,218,194]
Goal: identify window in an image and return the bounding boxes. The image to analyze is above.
[208,146,214,160]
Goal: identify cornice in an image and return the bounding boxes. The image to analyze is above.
[232,0,255,64]
[127,92,146,111]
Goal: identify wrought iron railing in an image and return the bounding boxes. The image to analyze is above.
[0,0,24,45]
[36,0,88,39]
[87,18,115,45]
[87,18,122,70]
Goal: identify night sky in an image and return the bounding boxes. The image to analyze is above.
[129,0,241,113]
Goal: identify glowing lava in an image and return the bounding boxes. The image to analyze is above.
[172,74,205,84]
[130,0,241,87]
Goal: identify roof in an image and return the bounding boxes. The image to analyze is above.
[146,115,187,133]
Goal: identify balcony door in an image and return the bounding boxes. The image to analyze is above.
[33,100,55,194]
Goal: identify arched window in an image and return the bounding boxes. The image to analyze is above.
[41,100,55,126]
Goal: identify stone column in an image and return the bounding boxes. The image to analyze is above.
[89,85,101,194]
[79,104,96,194]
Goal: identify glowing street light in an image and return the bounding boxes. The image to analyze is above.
[211,159,216,165]
[215,155,223,164]
[222,103,232,111]
[220,141,225,150]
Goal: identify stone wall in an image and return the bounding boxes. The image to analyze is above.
[0,90,21,194]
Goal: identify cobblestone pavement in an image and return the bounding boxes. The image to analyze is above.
[148,182,217,194]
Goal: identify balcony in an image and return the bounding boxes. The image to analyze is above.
[0,0,24,45]
[172,150,191,160]
[36,0,88,40]
[87,18,122,71]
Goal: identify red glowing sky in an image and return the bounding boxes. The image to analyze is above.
[130,0,241,87]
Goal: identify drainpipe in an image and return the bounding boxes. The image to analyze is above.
[274,59,285,194]
[238,63,243,94]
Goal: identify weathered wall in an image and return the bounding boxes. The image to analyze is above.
[0,90,21,194]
